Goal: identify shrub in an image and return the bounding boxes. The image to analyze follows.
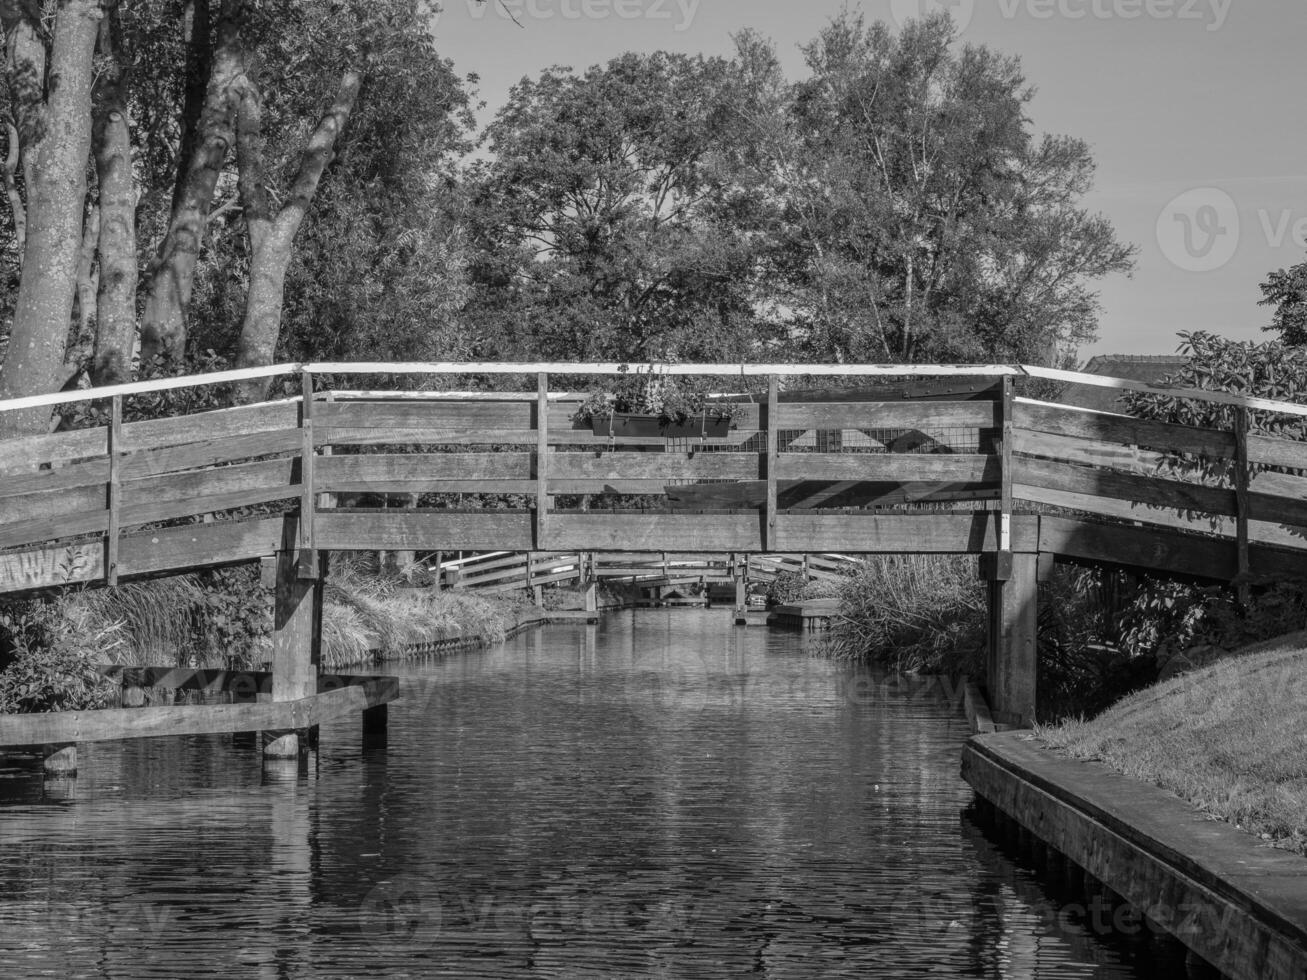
[766,571,809,607]
[0,600,117,714]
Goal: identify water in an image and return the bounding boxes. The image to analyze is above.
[0,610,1190,978]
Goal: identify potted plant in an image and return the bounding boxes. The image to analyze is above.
[572,370,733,439]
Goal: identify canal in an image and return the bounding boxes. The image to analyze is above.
[0,609,1197,978]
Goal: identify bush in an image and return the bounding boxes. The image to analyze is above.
[0,600,117,714]
[766,571,809,607]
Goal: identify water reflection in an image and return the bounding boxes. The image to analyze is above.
[0,609,1184,977]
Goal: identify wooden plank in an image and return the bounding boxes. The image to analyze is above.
[120,427,302,479]
[0,509,110,550]
[999,377,1014,553]
[317,453,533,494]
[0,679,397,747]
[1014,482,1235,538]
[1013,428,1172,475]
[1038,515,1237,579]
[774,454,997,483]
[549,513,763,552]
[317,427,537,448]
[766,376,778,550]
[1246,433,1307,470]
[772,514,1039,554]
[314,511,535,552]
[0,483,104,525]
[0,539,104,592]
[664,479,997,510]
[299,372,315,553]
[552,452,760,482]
[107,396,122,586]
[536,372,549,549]
[118,483,300,530]
[0,426,106,475]
[272,541,319,703]
[0,515,288,593]
[1014,401,1235,459]
[119,516,286,577]
[0,454,108,496]
[1235,408,1251,599]
[0,362,297,415]
[306,360,1021,380]
[124,457,298,507]
[120,400,300,453]
[1247,473,1307,529]
[775,401,996,429]
[316,400,534,430]
[1013,456,1236,518]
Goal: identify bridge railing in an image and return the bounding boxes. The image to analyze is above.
[3,361,1307,595]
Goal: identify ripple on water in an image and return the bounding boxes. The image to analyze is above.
[0,610,1169,978]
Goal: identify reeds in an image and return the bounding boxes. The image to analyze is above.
[320,554,515,668]
[823,554,986,673]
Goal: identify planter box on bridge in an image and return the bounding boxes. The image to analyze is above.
[588,412,731,440]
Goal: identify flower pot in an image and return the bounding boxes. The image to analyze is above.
[588,412,730,439]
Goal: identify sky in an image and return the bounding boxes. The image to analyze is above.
[428,0,1307,362]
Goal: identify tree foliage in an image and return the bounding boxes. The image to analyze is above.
[1260,261,1307,346]
[468,50,773,363]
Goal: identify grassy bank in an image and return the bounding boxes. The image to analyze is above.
[320,560,521,668]
[1038,632,1307,856]
[1,559,527,714]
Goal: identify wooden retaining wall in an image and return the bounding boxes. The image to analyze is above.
[962,731,1307,980]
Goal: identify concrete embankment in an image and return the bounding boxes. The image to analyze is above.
[962,731,1307,980]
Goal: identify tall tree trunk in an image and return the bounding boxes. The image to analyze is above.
[0,0,102,438]
[231,69,362,404]
[138,0,244,370]
[91,6,137,386]
[172,0,213,216]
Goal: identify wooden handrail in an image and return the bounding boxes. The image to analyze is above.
[4,360,1307,420]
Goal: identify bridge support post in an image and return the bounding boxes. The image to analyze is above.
[42,744,77,778]
[985,551,1040,727]
[262,542,323,770]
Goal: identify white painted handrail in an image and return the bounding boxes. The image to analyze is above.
[0,363,298,414]
[2,359,1307,420]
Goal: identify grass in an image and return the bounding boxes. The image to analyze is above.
[823,555,986,673]
[61,578,205,666]
[43,558,521,672]
[320,557,520,669]
[1038,631,1307,856]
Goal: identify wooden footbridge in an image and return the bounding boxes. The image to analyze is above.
[2,360,1306,770]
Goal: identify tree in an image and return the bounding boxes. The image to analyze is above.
[0,0,471,425]
[736,13,1135,365]
[467,50,778,363]
[1259,261,1307,345]
[0,0,102,436]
